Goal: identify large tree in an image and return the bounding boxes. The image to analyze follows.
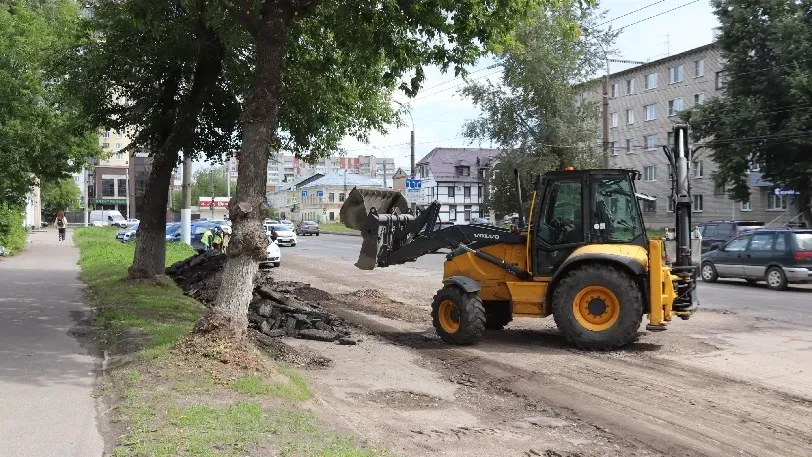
[210,0,571,339]
[683,0,812,224]
[461,2,615,217]
[41,178,81,219]
[0,1,99,207]
[66,0,236,279]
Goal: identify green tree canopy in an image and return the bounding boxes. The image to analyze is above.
[462,2,614,216]
[41,178,81,219]
[683,0,812,224]
[0,1,99,206]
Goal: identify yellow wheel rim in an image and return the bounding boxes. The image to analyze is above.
[572,285,620,332]
[438,300,460,333]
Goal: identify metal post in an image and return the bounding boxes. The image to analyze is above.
[410,129,416,179]
[602,75,610,168]
[383,160,387,188]
[210,167,215,219]
[181,152,192,245]
[125,167,130,220]
[83,166,89,227]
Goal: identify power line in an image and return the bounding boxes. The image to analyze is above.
[412,70,503,101]
[596,0,668,28]
[413,64,499,94]
[617,0,701,31]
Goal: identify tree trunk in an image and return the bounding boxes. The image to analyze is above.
[128,151,176,279]
[211,9,289,339]
[799,190,812,227]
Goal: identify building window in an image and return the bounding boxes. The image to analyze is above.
[668,197,675,212]
[644,104,657,121]
[643,166,657,181]
[625,139,634,154]
[117,178,127,197]
[714,180,726,196]
[611,83,619,98]
[448,186,455,198]
[667,131,675,147]
[740,200,752,211]
[328,192,335,202]
[116,131,123,138]
[668,65,684,84]
[611,112,618,128]
[339,192,345,202]
[102,142,110,149]
[102,131,110,138]
[644,72,658,90]
[768,194,789,210]
[694,59,705,77]
[456,166,470,176]
[642,198,657,213]
[115,143,122,150]
[608,141,616,156]
[449,205,457,220]
[115,153,123,160]
[101,179,115,197]
[668,98,684,117]
[715,71,726,89]
[626,79,635,95]
[644,134,657,150]
[464,205,472,221]
[463,187,471,198]
[626,108,634,124]
[692,195,704,212]
[693,160,704,178]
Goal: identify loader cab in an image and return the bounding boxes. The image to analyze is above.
[531,169,647,276]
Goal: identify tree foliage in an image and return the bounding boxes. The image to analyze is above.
[0,1,99,206]
[683,0,812,224]
[169,165,236,212]
[462,2,614,216]
[41,178,81,218]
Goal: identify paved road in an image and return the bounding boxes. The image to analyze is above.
[293,233,812,324]
[0,230,103,457]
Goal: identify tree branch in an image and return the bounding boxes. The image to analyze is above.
[220,0,260,37]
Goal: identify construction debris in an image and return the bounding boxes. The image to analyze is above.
[167,253,355,344]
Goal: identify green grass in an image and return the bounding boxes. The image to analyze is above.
[74,227,202,357]
[319,223,359,234]
[75,226,381,457]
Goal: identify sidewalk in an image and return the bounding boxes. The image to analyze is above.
[0,229,103,457]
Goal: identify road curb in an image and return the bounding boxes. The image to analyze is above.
[319,230,361,237]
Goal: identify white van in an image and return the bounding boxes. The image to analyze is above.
[89,210,126,226]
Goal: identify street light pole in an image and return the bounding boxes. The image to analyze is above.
[394,100,415,178]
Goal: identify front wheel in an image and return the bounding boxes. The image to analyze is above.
[431,285,486,345]
[273,262,281,268]
[766,267,788,291]
[701,262,718,282]
[316,233,319,236]
[552,265,643,351]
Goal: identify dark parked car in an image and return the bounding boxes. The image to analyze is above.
[697,220,765,253]
[700,228,812,290]
[296,221,320,236]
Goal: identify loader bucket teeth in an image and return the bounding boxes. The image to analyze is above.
[339,187,409,230]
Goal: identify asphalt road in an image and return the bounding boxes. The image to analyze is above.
[292,233,812,325]
[0,230,103,457]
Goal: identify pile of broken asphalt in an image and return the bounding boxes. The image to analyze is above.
[166,252,357,345]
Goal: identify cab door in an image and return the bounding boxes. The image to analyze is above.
[532,175,586,276]
[714,234,750,277]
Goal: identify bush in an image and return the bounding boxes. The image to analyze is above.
[0,204,26,255]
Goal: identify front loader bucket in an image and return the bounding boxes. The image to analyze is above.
[339,187,409,230]
[339,187,411,270]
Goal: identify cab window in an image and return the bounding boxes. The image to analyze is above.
[725,234,751,251]
[538,180,583,245]
[591,177,643,243]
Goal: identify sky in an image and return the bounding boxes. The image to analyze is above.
[338,0,721,173]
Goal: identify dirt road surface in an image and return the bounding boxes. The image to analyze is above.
[270,246,812,457]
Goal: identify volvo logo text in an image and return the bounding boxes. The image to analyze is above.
[473,233,500,239]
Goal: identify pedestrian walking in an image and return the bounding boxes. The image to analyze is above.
[55,211,68,241]
[201,228,213,252]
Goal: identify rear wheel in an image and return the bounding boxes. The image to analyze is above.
[701,262,718,282]
[766,267,788,291]
[552,265,643,351]
[431,286,486,345]
[273,262,281,267]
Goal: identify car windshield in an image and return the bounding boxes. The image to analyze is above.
[129,224,139,231]
[271,224,290,231]
[796,233,812,251]
[166,224,181,234]
[303,221,317,225]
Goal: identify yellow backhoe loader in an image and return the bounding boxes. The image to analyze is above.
[340,125,699,350]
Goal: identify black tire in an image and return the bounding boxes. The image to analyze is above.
[316,233,319,236]
[484,302,512,330]
[431,285,486,345]
[273,262,281,267]
[701,262,718,283]
[552,264,643,351]
[766,267,788,291]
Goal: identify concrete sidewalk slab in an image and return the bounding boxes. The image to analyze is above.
[0,229,103,457]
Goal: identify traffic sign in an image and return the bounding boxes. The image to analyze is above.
[406,178,422,189]
[301,190,308,197]
[316,190,324,197]
[292,197,299,203]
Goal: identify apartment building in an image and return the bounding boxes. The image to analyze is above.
[87,129,132,216]
[266,153,396,190]
[594,43,801,228]
[267,172,382,223]
[413,148,501,223]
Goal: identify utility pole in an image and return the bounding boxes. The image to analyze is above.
[383,160,387,188]
[602,74,610,168]
[410,130,415,179]
[83,166,89,227]
[181,152,192,245]
[210,168,215,220]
